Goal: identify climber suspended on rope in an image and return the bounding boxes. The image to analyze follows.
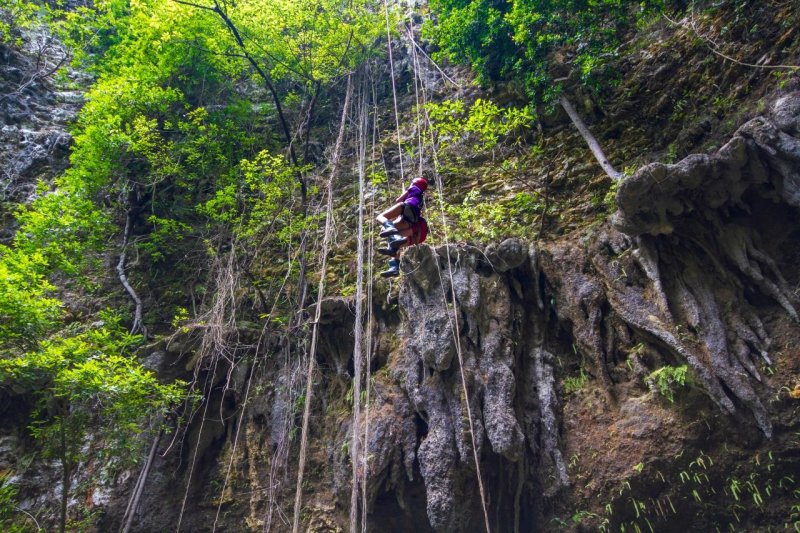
[376,176,429,277]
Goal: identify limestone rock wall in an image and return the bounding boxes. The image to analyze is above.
[0,37,83,240]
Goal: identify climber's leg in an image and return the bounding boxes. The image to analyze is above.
[378,227,413,256]
[377,203,405,236]
[380,258,400,278]
[380,217,411,237]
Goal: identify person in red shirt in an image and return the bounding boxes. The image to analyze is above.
[376,177,429,277]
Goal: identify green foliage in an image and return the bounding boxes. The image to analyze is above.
[0,311,185,528]
[0,312,184,458]
[198,150,302,242]
[0,1,386,528]
[222,0,382,81]
[444,189,543,243]
[0,0,40,45]
[645,364,688,403]
[426,98,535,152]
[591,451,800,532]
[13,188,109,277]
[0,474,31,533]
[141,216,192,263]
[562,367,589,395]
[0,246,61,350]
[423,0,518,86]
[1,0,123,67]
[602,178,620,213]
[426,0,668,101]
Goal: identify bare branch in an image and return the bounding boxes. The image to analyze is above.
[117,206,146,337]
[559,95,622,180]
[0,48,70,104]
[171,0,217,12]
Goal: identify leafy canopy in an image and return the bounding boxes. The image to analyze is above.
[426,0,666,102]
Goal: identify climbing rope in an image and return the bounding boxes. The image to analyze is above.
[404,22,493,533]
[350,72,370,533]
[361,74,380,533]
[293,74,354,533]
[406,18,425,177]
[382,0,406,194]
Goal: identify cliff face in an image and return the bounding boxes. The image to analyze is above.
[2,5,799,532]
[113,94,799,532]
[0,38,82,240]
[348,93,799,531]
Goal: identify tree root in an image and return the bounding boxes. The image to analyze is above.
[117,207,145,337]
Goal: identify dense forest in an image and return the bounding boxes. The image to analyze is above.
[1,0,799,531]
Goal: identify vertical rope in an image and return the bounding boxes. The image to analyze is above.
[293,74,354,533]
[404,23,492,533]
[361,73,380,533]
[406,19,425,176]
[382,0,406,193]
[350,72,369,533]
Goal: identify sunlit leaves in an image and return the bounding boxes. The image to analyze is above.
[427,0,665,100]
[14,189,109,276]
[0,314,185,469]
[223,0,381,84]
[426,97,535,152]
[0,246,61,350]
[425,0,516,85]
[0,0,40,45]
[198,150,302,242]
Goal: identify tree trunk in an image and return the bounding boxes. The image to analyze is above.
[559,95,622,180]
[121,430,162,533]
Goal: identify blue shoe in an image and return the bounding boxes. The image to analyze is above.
[379,221,399,238]
[380,258,400,278]
[387,234,407,249]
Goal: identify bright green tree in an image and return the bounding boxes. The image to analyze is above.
[0,313,184,533]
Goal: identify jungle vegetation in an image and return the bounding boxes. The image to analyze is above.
[1,0,783,530]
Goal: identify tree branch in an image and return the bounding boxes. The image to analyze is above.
[117,205,145,337]
[559,95,622,180]
[301,81,322,165]
[171,0,303,189]
[121,429,162,533]
[171,0,217,12]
